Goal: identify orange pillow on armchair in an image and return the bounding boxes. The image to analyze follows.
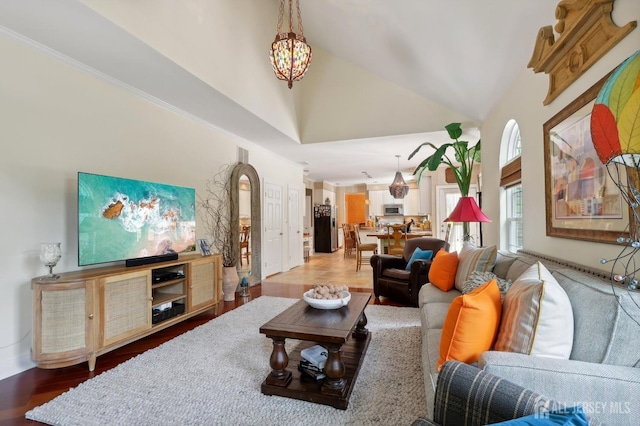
[428,249,459,291]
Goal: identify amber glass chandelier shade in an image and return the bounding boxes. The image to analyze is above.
[269,0,312,89]
[269,34,312,88]
[444,197,491,223]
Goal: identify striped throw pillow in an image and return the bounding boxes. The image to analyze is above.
[494,262,573,358]
[462,270,512,299]
[454,242,497,291]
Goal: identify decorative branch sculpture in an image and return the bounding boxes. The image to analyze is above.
[197,164,238,267]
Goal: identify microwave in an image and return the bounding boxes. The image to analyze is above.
[383,204,403,216]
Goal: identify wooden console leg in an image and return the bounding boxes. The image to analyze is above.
[265,337,292,387]
[322,344,345,394]
[88,355,96,372]
[353,311,369,339]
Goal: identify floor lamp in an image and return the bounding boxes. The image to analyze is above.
[444,196,491,244]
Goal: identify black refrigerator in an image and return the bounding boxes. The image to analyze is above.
[314,204,337,253]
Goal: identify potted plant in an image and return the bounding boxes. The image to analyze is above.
[408,122,483,241]
[197,164,239,301]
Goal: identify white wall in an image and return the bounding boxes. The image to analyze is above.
[80,0,470,147]
[79,0,301,143]
[298,48,476,143]
[0,35,302,379]
[481,0,640,267]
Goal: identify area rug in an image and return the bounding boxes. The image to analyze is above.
[26,296,425,426]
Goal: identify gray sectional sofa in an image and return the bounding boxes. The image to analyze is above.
[418,249,640,425]
[412,360,579,426]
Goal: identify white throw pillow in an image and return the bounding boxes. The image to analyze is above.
[494,262,574,358]
[454,242,497,291]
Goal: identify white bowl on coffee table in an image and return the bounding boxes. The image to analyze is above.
[303,289,351,310]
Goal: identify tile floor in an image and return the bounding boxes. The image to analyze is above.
[263,248,375,289]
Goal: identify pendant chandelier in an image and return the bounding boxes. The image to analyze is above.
[269,0,312,89]
[389,155,410,199]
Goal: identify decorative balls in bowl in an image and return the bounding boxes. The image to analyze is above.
[303,284,351,310]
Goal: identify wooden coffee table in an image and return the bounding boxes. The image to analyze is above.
[259,292,372,409]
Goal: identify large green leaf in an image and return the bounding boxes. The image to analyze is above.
[445,122,462,140]
[427,143,453,171]
[464,140,481,163]
[412,157,431,175]
[408,142,439,160]
[453,141,469,163]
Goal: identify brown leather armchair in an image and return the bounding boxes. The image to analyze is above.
[370,237,449,307]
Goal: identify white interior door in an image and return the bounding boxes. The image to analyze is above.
[436,185,479,252]
[288,187,301,268]
[264,181,283,276]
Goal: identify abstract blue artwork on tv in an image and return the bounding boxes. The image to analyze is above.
[78,172,196,266]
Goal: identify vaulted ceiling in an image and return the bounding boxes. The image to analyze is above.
[0,0,558,185]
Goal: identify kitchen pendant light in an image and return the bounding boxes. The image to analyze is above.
[389,155,409,199]
[269,0,312,89]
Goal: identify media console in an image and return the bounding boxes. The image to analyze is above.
[31,254,222,371]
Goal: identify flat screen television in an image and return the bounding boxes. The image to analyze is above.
[78,172,196,266]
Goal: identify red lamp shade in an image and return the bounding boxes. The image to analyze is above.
[444,197,491,223]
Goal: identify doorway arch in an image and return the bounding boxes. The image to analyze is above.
[230,163,261,285]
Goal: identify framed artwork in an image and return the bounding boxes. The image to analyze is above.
[543,74,630,244]
[198,239,212,256]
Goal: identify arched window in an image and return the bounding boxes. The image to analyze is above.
[501,120,522,252]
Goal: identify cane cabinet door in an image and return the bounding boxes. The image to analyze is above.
[188,255,220,310]
[99,270,151,347]
[31,278,96,369]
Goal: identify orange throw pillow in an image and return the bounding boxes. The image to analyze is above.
[438,279,502,370]
[428,249,459,291]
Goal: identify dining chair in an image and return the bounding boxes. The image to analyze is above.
[354,224,378,271]
[386,224,407,257]
[343,223,355,258]
[239,226,250,265]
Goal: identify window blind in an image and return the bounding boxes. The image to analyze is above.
[500,156,521,188]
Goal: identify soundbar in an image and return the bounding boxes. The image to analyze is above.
[125,253,178,267]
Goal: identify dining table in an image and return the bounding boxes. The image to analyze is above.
[365,229,433,254]
[366,230,433,239]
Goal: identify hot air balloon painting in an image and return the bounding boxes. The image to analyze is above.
[591,50,640,167]
[590,50,640,293]
[543,78,626,246]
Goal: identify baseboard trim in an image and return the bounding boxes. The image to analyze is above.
[0,352,34,381]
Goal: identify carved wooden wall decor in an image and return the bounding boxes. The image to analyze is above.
[528,0,636,105]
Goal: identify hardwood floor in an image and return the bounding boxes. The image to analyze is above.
[0,249,404,425]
